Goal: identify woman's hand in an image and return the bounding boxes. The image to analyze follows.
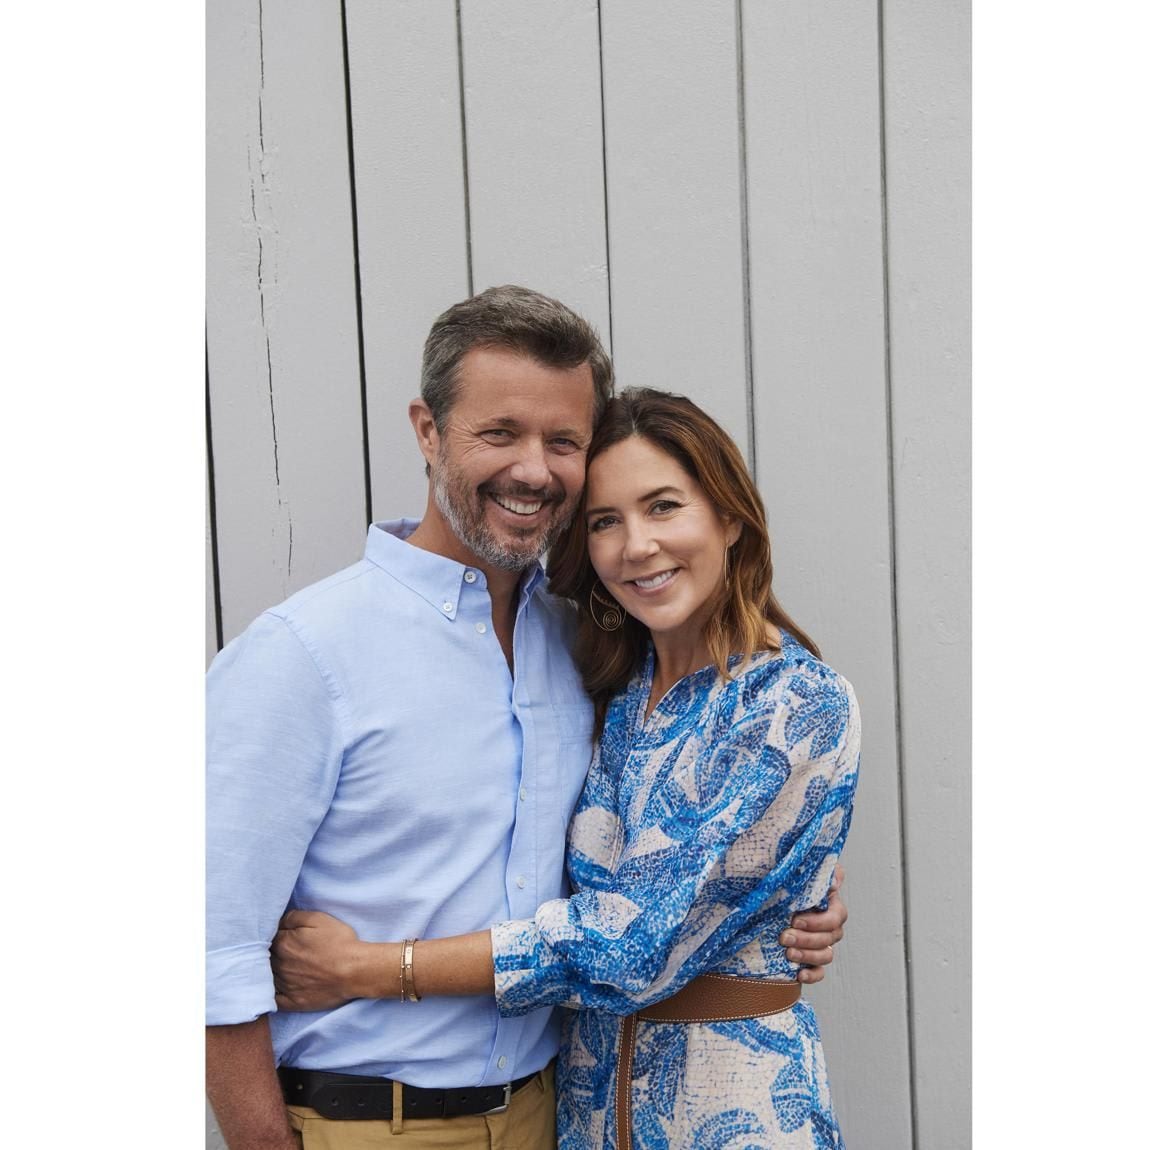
[779,863,849,985]
[272,909,390,1011]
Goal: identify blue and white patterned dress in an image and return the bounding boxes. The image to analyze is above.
[492,634,861,1149]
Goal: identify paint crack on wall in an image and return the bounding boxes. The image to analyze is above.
[253,0,282,494]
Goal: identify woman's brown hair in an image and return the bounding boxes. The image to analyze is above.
[547,387,819,732]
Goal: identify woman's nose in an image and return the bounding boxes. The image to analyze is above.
[621,525,659,562]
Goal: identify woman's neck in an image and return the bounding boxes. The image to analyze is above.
[647,629,712,717]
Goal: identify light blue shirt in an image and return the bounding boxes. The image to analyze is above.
[206,520,594,1086]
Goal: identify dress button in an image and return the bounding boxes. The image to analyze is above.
[464,571,477,583]
[442,601,453,613]
[515,876,526,889]
[519,787,527,802]
[497,1056,507,1070]
[475,622,488,634]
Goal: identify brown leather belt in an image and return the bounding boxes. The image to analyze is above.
[614,974,801,1150]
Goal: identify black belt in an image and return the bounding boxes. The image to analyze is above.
[278,1066,539,1121]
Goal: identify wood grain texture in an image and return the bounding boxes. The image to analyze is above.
[742,2,914,1145]
[348,0,471,522]
[599,0,750,452]
[460,0,610,339]
[207,0,367,643]
[883,1,972,1146]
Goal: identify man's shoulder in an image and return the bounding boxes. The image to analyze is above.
[265,557,380,628]
[210,559,383,675]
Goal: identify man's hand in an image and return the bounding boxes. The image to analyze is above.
[780,863,849,985]
[272,910,380,1012]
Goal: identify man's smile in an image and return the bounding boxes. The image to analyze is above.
[488,492,548,517]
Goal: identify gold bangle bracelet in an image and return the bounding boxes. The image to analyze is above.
[401,938,421,1002]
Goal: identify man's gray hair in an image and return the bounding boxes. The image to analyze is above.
[420,284,614,429]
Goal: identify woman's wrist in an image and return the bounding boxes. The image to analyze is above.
[344,941,402,1000]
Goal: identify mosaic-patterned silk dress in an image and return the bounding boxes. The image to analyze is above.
[492,635,861,1149]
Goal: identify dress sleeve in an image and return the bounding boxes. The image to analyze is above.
[206,612,345,1025]
[491,666,861,1016]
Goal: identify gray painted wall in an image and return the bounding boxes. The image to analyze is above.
[206,2,970,1147]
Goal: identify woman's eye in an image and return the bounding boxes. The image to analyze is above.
[588,515,617,533]
[651,500,680,514]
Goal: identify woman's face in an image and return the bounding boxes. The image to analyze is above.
[585,436,740,650]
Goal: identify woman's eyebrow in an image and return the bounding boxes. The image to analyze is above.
[585,486,685,516]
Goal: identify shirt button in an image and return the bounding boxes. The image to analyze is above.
[475,622,488,634]
[464,571,477,583]
[442,601,453,613]
[516,876,526,889]
[519,787,527,802]
[497,1056,507,1070]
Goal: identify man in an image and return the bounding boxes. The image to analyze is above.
[206,285,846,1149]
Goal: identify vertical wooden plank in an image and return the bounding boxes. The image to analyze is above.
[207,0,366,643]
[599,0,749,452]
[884,1,971,1147]
[461,0,610,340]
[743,3,913,1147]
[347,0,471,520]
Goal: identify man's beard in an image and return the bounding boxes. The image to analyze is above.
[432,454,575,572]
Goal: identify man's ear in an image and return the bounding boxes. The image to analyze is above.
[409,399,440,469]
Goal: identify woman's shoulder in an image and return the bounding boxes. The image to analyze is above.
[736,635,858,721]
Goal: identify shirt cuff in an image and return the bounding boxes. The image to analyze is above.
[206,943,277,1026]
[490,919,548,1017]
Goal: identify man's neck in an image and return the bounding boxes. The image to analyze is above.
[404,502,530,668]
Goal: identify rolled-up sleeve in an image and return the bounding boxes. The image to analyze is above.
[206,612,345,1025]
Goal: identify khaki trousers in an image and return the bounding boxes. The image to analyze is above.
[286,1064,556,1150]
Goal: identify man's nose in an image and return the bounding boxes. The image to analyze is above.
[508,439,551,489]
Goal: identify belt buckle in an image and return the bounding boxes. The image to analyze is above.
[482,1083,512,1115]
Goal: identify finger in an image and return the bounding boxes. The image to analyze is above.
[786,946,834,967]
[786,910,843,935]
[781,929,839,951]
[792,903,847,934]
[833,863,845,891]
[827,889,849,925]
[797,966,825,986]
[279,909,315,929]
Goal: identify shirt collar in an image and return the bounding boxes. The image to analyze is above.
[364,519,546,619]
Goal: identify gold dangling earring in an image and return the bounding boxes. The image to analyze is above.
[589,580,626,632]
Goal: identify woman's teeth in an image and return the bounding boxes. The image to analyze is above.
[632,571,675,590]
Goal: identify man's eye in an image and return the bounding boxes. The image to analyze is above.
[550,438,580,453]
[481,429,513,441]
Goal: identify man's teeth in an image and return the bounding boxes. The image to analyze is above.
[633,571,675,590]
[492,494,544,515]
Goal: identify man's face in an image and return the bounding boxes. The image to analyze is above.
[430,346,597,571]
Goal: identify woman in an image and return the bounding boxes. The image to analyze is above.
[275,389,860,1148]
